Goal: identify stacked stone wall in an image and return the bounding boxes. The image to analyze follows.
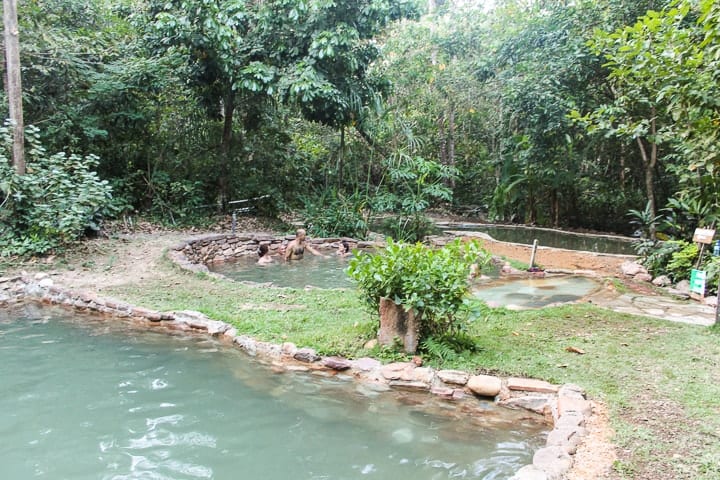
[171,233,379,270]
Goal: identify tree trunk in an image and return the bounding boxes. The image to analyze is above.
[619,143,626,192]
[218,92,235,210]
[337,126,345,189]
[437,114,447,165]
[447,100,455,188]
[636,110,658,239]
[3,0,24,174]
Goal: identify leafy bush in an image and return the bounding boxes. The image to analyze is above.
[300,188,370,239]
[637,240,683,277]
[0,125,114,256]
[347,238,490,338]
[421,331,482,365]
[627,200,665,239]
[372,155,456,242]
[665,241,699,282]
[376,214,437,243]
[145,172,210,227]
[703,255,720,296]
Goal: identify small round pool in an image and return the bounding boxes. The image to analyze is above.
[209,254,355,289]
[472,275,600,309]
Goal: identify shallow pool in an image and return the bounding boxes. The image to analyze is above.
[0,304,547,479]
[209,254,355,289]
[473,275,599,309]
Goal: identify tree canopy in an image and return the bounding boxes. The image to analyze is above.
[2,0,719,252]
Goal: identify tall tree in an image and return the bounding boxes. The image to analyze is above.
[147,0,416,205]
[3,0,24,173]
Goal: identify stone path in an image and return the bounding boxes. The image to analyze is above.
[589,292,717,326]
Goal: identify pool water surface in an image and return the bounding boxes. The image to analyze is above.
[210,255,599,310]
[0,304,548,480]
[209,254,354,289]
[472,275,600,309]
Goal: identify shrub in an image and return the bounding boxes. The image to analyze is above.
[665,241,699,282]
[299,188,370,239]
[702,255,719,296]
[372,155,456,242]
[0,125,114,256]
[637,240,683,277]
[376,214,437,244]
[347,238,490,338]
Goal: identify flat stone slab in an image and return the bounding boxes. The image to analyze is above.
[437,369,470,385]
[508,377,559,393]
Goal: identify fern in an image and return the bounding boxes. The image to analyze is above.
[421,336,459,364]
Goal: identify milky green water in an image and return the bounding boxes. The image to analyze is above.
[0,304,547,480]
[209,254,355,289]
[473,275,599,309]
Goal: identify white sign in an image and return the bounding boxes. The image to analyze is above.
[693,228,716,244]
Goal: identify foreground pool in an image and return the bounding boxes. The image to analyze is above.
[0,304,547,480]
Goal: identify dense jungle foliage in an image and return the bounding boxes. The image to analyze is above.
[1,0,719,273]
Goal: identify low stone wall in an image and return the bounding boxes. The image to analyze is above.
[2,273,596,480]
[171,232,379,267]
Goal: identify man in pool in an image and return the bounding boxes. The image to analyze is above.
[284,228,325,261]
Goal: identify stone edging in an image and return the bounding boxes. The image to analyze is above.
[168,232,380,269]
[1,273,594,480]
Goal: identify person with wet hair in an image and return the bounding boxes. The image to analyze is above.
[257,243,274,264]
[284,228,325,261]
[336,240,352,257]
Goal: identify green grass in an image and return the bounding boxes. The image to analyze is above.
[90,251,720,479]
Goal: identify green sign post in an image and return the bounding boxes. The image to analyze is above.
[690,269,706,296]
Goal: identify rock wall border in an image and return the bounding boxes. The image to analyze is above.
[168,232,380,273]
[2,273,596,480]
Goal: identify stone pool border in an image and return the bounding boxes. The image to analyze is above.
[167,232,378,274]
[2,271,594,480]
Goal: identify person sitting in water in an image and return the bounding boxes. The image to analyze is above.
[284,228,325,261]
[336,240,352,257]
[257,244,273,264]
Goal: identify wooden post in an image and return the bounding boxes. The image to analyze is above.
[529,239,538,269]
[3,0,25,174]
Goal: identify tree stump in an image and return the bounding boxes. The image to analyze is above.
[378,297,420,353]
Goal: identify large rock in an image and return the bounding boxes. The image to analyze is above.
[674,279,691,295]
[377,297,420,353]
[532,446,573,480]
[380,362,415,380]
[509,465,548,480]
[652,275,672,287]
[322,356,352,371]
[467,374,502,397]
[621,261,646,276]
[501,395,552,415]
[293,347,320,363]
[634,272,653,283]
[352,357,382,371]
